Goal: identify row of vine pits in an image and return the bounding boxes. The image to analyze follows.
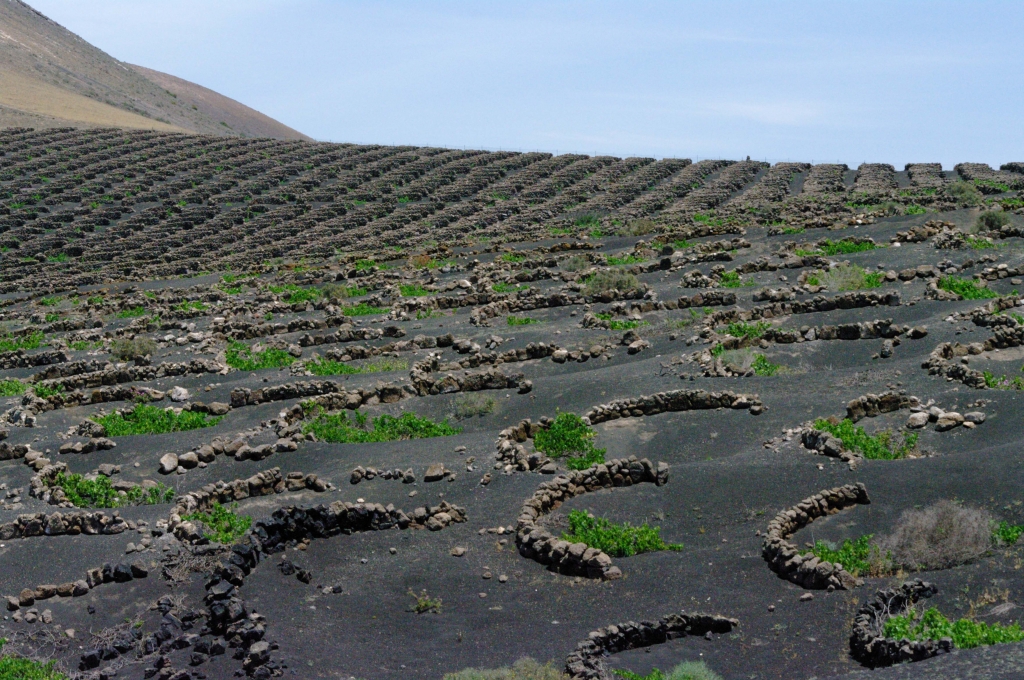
[1,134,1024,677]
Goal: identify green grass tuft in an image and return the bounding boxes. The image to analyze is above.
[994,520,1024,545]
[938,276,999,300]
[563,510,683,557]
[507,315,540,326]
[724,321,771,339]
[92,404,222,436]
[813,418,917,460]
[302,409,461,443]
[225,341,295,371]
[344,302,389,316]
[0,640,67,679]
[884,606,1024,649]
[53,472,174,508]
[183,502,251,544]
[0,380,25,397]
[533,412,605,469]
[0,331,44,352]
[399,284,431,297]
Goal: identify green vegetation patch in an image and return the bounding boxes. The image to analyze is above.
[499,252,526,263]
[399,284,431,297]
[225,341,295,371]
[492,283,529,294]
[607,254,645,266]
[174,300,207,313]
[270,283,321,304]
[183,502,252,544]
[0,640,67,679]
[562,510,683,558]
[0,331,44,352]
[116,306,147,318]
[884,606,1024,650]
[724,321,771,339]
[93,404,223,436]
[533,412,605,470]
[507,315,540,326]
[53,472,174,508]
[344,302,390,316]
[32,383,64,399]
[802,535,878,577]
[719,271,753,288]
[813,418,917,460]
[305,357,407,376]
[0,380,25,397]
[302,409,461,443]
[938,276,999,300]
[752,354,781,376]
[796,238,878,257]
[994,520,1024,545]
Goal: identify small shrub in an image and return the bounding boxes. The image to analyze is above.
[801,535,891,577]
[937,276,999,300]
[321,283,367,300]
[32,383,64,399]
[453,393,496,419]
[92,404,223,436]
[68,340,101,351]
[622,219,657,236]
[344,302,390,316]
[878,500,994,571]
[0,379,25,397]
[574,214,601,228]
[183,502,251,544]
[500,252,526,263]
[724,321,770,339]
[905,204,927,215]
[607,254,645,266]
[817,264,884,291]
[977,211,1010,232]
[672,239,693,249]
[492,283,529,293]
[563,510,683,557]
[306,356,407,376]
[947,181,982,206]
[804,239,879,256]
[302,409,461,443]
[994,520,1024,545]
[561,255,590,272]
[53,472,174,508]
[813,418,917,460]
[884,606,1024,649]
[270,283,321,305]
[399,284,431,297]
[533,412,605,469]
[38,296,60,307]
[0,331,44,352]
[225,341,295,370]
[751,354,780,376]
[116,306,146,318]
[507,315,539,326]
[718,271,752,288]
[174,300,207,312]
[408,589,442,614]
[584,270,640,296]
[110,337,157,361]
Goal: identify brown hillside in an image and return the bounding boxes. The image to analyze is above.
[129,64,311,141]
[0,0,308,139]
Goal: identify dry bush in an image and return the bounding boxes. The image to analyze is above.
[584,270,640,296]
[561,255,590,273]
[443,658,568,680]
[408,253,433,269]
[878,500,993,571]
[110,336,157,361]
[622,218,657,236]
[453,393,496,420]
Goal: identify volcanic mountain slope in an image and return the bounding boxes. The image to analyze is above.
[3,129,1024,679]
[0,0,309,139]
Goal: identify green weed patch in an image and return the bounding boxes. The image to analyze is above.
[183,502,252,544]
[533,412,605,469]
[563,510,683,557]
[53,472,174,508]
[884,606,1024,649]
[302,409,460,443]
[225,341,295,370]
[92,404,223,436]
[813,418,917,460]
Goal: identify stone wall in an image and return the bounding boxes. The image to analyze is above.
[849,580,948,667]
[515,459,669,580]
[761,483,870,590]
[564,612,739,680]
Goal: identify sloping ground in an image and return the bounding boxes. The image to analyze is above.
[128,64,311,141]
[0,130,1024,679]
[0,70,186,133]
[0,0,308,138]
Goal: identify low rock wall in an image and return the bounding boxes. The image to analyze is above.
[849,580,948,667]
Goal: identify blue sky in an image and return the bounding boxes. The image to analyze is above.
[30,1,1024,167]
